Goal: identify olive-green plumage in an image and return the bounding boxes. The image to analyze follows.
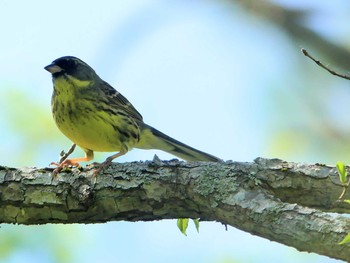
[45,56,221,172]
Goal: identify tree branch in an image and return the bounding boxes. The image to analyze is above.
[301,48,350,80]
[234,0,350,71]
[0,158,349,260]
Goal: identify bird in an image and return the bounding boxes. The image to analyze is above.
[45,56,221,174]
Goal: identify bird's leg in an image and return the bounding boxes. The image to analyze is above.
[51,149,94,175]
[93,150,127,176]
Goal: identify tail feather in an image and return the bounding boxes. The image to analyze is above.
[135,124,221,162]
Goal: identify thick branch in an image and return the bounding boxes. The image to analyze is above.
[0,158,349,260]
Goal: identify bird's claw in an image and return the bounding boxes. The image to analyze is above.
[50,159,81,175]
[89,160,113,176]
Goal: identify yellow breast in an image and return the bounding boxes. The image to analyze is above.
[51,76,140,152]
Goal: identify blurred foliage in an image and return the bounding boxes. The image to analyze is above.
[0,87,74,167]
[215,258,240,263]
[234,0,350,69]
[0,225,81,262]
[219,0,350,164]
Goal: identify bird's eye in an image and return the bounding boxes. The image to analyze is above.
[55,59,77,74]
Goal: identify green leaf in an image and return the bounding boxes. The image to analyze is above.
[339,233,350,245]
[193,219,200,233]
[344,200,350,204]
[336,162,348,185]
[177,218,189,236]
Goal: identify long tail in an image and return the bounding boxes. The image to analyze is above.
[135,123,221,162]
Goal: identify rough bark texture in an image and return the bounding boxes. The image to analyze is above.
[0,158,350,261]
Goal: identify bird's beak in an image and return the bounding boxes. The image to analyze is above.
[44,63,62,74]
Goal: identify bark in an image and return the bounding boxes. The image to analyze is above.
[0,158,349,261]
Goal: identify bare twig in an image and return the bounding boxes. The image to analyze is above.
[338,185,348,201]
[301,48,350,80]
[58,143,76,164]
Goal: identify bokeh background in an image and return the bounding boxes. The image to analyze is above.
[1,0,350,262]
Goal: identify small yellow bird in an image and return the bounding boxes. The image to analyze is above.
[45,56,221,174]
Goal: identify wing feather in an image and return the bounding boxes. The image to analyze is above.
[100,80,143,122]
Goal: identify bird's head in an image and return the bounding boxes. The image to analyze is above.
[45,56,98,81]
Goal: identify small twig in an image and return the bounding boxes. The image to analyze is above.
[338,185,348,201]
[301,48,350,80]
[58,144,76,164]
[337,178,350,202]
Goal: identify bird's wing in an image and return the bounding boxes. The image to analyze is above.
[100,80,143,122]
